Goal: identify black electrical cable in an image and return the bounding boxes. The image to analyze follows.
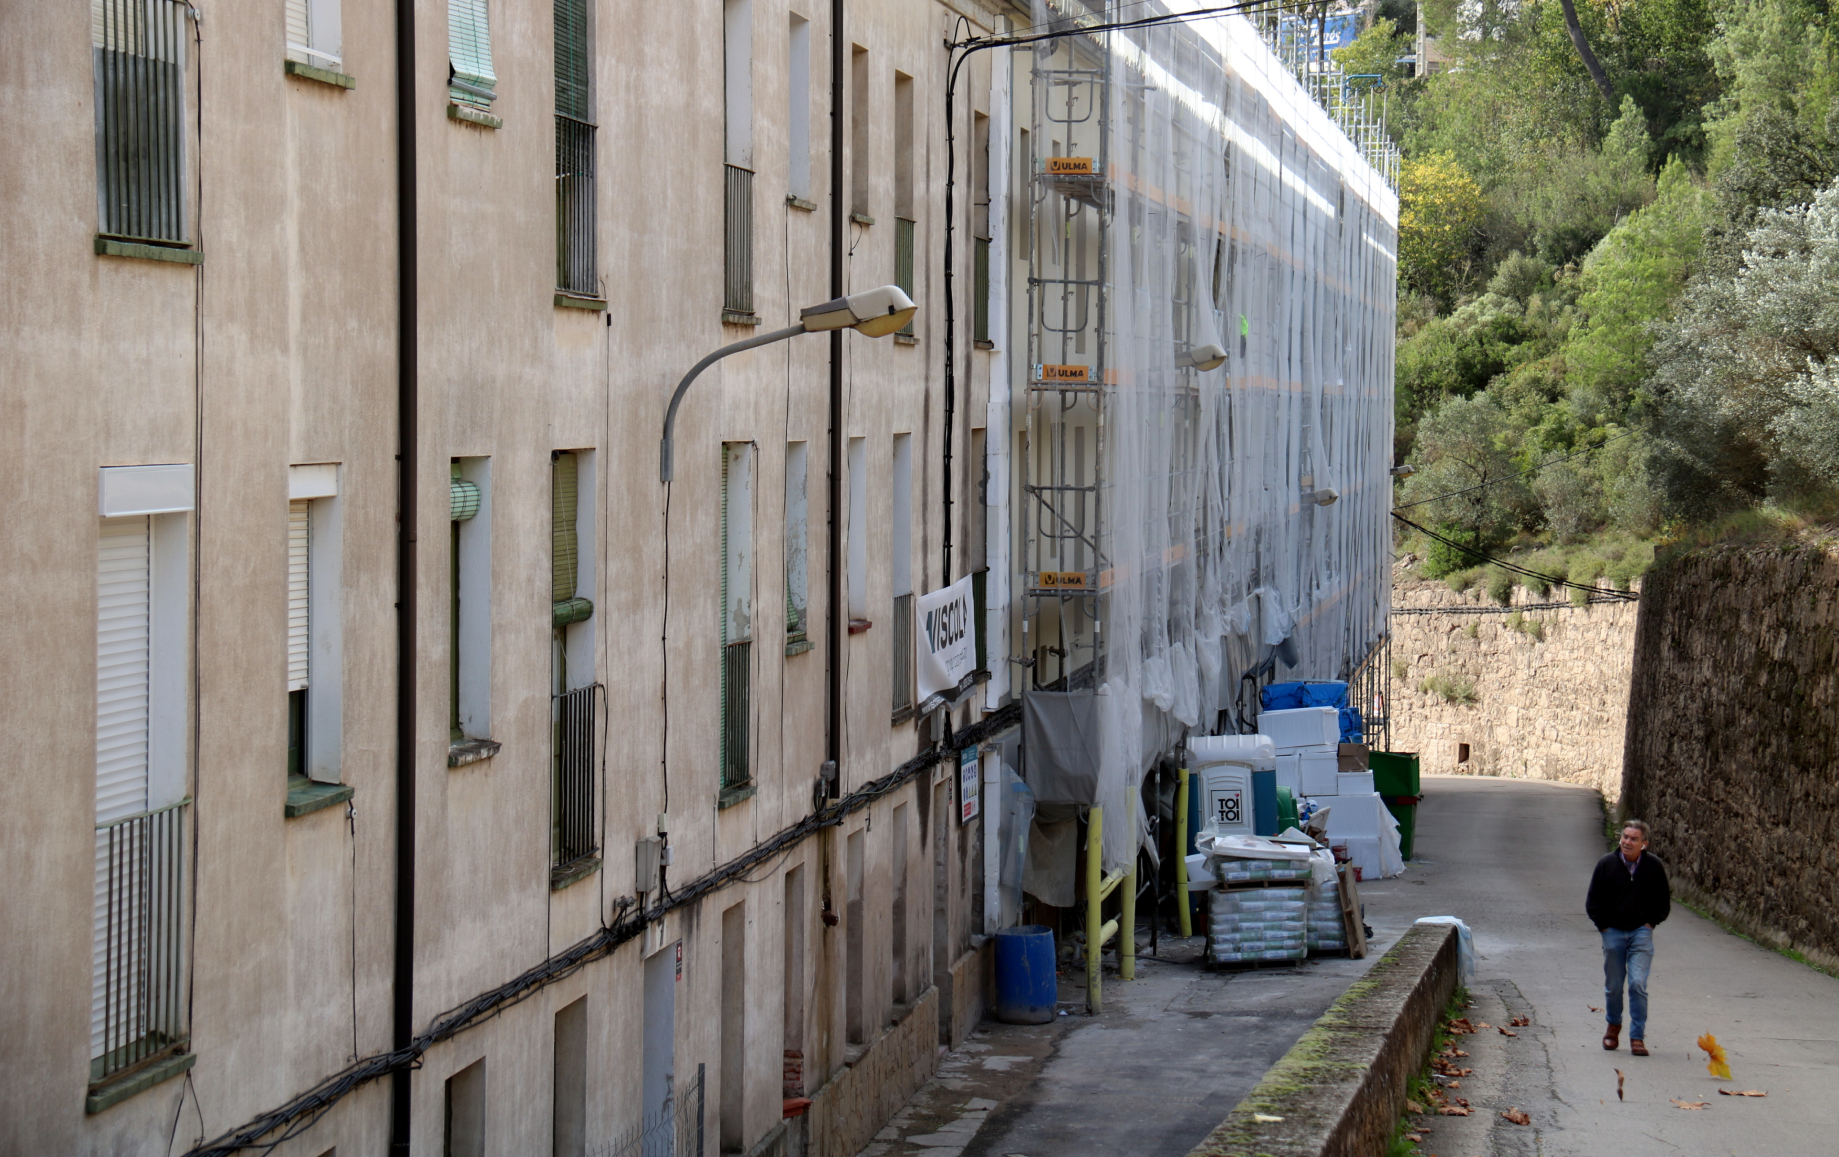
[1390,511,1639,600]
[183,702,1020,1157]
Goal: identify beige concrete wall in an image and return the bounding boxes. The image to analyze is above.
[1387,569,1640,803]
[0,0,1007,1153]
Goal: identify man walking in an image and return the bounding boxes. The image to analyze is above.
[1586,819,1670,1056]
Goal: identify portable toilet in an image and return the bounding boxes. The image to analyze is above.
[1188,735,1277,837]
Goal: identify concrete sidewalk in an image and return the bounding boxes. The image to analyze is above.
[1390,775,1839,1157]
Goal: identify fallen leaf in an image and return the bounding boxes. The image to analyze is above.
[1615,1069,1624,1101]
[1438,1106,1470,1116]
[1404,1133,1423,1143]
[1501,1108,1531,1126]
[1455,1097,1470,1109]
[1446,1018,1476,1034]
[1510,1016,1531,1027]
[1717,1089,1767,1097]
[1447,1080,1461,1089]
[1476,1022,1493,1030]
[1498,1027,1518,1037]
[1588,1005,1602,1013]
[1251,1113,1284,1123]
[1405,1099,1426,1114]
[1697,1032,1733,1080]
[1671,1099,1709,1110]
[1452,1049,1469,1057]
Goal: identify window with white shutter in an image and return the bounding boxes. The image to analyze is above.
[284,0,342,72]
[97,517,151,826]
[287,499,311,778]
[448,0,497,108]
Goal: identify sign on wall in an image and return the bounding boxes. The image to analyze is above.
[959,746,980,825]
[916,574,978,713]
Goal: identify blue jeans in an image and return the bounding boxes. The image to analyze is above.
[1602,926,1654,1040]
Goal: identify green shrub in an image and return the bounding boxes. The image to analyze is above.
[1484,565,1516,605]
[1462,621,1480,639]
[1445,566,1483,593]
[1420,529,1481,579]
[1420,672,1479,705]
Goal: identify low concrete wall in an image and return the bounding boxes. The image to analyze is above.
[806,986,940,1157]
[945,941,991,1050]
[1186,924,1459,1157]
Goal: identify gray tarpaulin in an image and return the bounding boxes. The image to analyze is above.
[1022,689,1100,805]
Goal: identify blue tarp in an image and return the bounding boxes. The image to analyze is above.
[1339,706,1364,744]
[1260,681,1349,710]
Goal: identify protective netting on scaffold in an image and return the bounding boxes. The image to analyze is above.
[1019,2,1397,870]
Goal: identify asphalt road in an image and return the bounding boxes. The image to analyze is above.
[1379,774,1839,1157]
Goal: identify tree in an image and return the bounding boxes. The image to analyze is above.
[1398,393,1534,548]
[1398,152,1486,305]
[1558,0,1616,104]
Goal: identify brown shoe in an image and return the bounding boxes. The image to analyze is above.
[1603,1024,1620,1051]
[1630,1039,1648,1057]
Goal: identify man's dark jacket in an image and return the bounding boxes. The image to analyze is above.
[1586,851,1671,932]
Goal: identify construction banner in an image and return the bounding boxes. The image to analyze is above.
[916,574,978,713]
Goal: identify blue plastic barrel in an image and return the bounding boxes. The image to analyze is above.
[993,925,1057,1024]
[1252,768,1278,836]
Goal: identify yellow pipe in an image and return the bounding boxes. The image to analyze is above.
[1097,867,1127,902]
[1098,917,1120,945]
[1174,768,1191,937]
[1086,804,1103,1013]
[1120,785,1137,980]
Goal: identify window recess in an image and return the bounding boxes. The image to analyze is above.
[447,0,497,109]
[93,0,191,246]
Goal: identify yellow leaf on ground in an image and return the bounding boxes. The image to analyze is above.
[1697,1032,1733,1080]
[1671,1099,1709,1110]
[1717,1089,1767,1097]
[1615,1069,1624,1101]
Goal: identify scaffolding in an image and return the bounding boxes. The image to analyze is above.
[1016,3,1398,875]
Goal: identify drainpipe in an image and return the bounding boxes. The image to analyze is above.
[389,0,418,1150]
[826,0,843,790]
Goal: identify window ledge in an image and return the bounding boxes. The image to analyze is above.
[448,738,501,768]
[95,236,201,265]
[974,339,996,351]
[850,212,876,227]
[447,103,502,130]
[848,618,873,635]
[892,705,916,726]
[550,855,602,891]
[284,59,355,89]
[87,1051,195,1115]
[555,292,606,311]
[892,333,919,346]
[786,195,818,212]
[718,783,757,810]
[722,309,763,326]
[785,637,814,657]
[285,776,353,819]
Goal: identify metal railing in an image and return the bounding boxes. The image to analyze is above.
[1344,632,1392,753]
[593,1063,704,1157]
[553,684,599,872]
[720,641,751,789]
[973,237,991,343]
[92,799,188,1087]
[723,164,754,316]
[94,0,190,243]
[891,592,915,717]
[556,115,597,295]
[894,217,917,335]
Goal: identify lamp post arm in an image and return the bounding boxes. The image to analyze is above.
[660,322,807,481]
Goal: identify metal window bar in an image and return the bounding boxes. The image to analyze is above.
[556,115,598,295]
[720,641,751,789]
[973,237,991,343]
[552,684,599,870]
[894,217,917,335]
[723,164,754,316]
[92,799,188,1087]
[891,591,915,716]
[593,1062,705,1157]
[94,0,190,244]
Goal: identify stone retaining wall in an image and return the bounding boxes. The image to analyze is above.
[806,986,939,1157]
[1622,543,1839,971]
[1387,570,1640,803]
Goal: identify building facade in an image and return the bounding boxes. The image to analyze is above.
[0,2,1395,1155]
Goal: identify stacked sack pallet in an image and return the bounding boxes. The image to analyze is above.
[1306,865,1348,954]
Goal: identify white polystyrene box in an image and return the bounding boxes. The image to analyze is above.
[1299,749,1340,796]
[1338,770,1375,794]
[1274,752,1303,798]
[1259,707,1340,749]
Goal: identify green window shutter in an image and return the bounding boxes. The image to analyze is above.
[448,0,496,106]
[554,0,589,121]
[552,452,579,603]
[450,476,481,522]
[974,237,991,343]
[895,218,916,335]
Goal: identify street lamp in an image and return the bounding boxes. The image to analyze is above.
[659,285,918,481]
[1175,343,1228,372]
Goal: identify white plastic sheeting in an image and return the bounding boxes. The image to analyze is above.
[1018,4,1396,871]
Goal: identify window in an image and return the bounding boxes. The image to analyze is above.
[450,459,492,754]
[721,444,754,795]
[723,0,755,319]
[844,829,865,1043]
[787,15,811,201]
[846,437,866,623]
[444,1057,486,1157]
[285,0,342,73]
[719,902,747,1152]
[93,0,190,245]
[448,0,496,109]
[555,0,595,295]
[850,46,869,215]
[93,465,192,1094]
[891,803,908,1003]
[551,452,597,876]
[553,999,587,1157]
[781,865,806,1096]
[972,112,991,345]
[287,465,343,784]
[893,73,916,336]
[783,442,809,652]
[890,434,914,718]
